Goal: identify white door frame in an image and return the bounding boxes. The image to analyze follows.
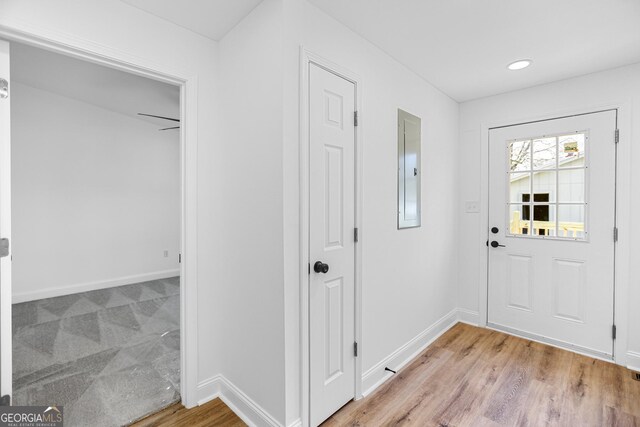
[0,39,11,398]
[0,25,200,406]
[300,47,363,427]
[478,101,632,367]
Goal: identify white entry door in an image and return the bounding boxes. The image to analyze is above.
[0,39,12,399]
[488,110,617,359]
[309,63,356,426]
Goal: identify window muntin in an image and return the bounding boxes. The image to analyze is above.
[507,131,587,240]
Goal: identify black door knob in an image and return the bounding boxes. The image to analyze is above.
[490,241,506,248]
[491,227,499,234]
[314,261,329,274]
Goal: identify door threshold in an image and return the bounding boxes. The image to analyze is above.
[487,322,613,362]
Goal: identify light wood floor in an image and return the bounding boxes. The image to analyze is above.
[324,323,640,426]
[131,398,245,427]
[132,323,640,427]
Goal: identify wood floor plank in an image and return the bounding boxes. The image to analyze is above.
[331,345,457,426]
[602,406,640,427]
[432,332,516,426]
[482,339,537,425]
[131,398,246,427]
[324,323,640,427]
[412,331,509,426]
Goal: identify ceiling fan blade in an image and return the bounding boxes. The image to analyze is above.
[138,113,180,122]
[159,126,180,131]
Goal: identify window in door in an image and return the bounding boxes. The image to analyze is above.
[507,132,587,240]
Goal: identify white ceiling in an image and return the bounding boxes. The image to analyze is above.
[11,42,180,128]
[120,0,264,41]
[308,0,640,101]
[19,1,639,104]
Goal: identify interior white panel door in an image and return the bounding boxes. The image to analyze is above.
[309,63,356,426]
[488,111,616,359]
[0,39,12,399]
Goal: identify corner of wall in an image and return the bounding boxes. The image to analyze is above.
[361,308,459,396]
[196,375,283,427]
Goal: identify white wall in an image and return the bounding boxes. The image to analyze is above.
[458,63,640,370]
[283,0,460,424]
[212,1,461,423]
[11,82,179,302]
[214,0,286,423]
[0,0,218,406]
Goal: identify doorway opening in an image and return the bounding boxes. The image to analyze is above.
[9,42,182,425]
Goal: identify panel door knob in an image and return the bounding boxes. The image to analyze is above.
[490,241,506,248]
[313,261,329,274]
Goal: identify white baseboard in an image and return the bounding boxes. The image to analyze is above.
[287,419,302,427]
[361,308,458,397]
[457,308,480,325]
[196,376,220,406]
[12,269,180,303]
[626,351,640,372]
[196,375,281,427]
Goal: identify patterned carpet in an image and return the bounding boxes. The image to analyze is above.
[12,277,181,426]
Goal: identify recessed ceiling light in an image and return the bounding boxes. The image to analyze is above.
[507,59,532,70]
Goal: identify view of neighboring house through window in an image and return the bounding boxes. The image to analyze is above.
[507,132,587,239]
[521,193,550,235]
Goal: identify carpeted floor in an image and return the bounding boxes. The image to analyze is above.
[12,277,180,426]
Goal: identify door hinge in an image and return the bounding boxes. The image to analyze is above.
[178,253,182,263]
[354,228,359,243]
[308,263,311,275]
[614,227,619,242]
[354,342,358,357]
[0,238,9,258]
[354,111,359,127]
[615,129,620,144]
[612,324,617,340]
[0,78,8,99]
